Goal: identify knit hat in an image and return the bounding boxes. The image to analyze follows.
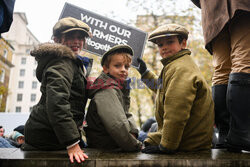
[14,125,24,135]
[11,131,24,142]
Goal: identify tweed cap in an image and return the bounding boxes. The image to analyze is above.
[101,45,134,66]
[53,17,90,37]
[148,24,189,43]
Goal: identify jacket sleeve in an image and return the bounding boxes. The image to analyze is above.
[94,89,142,151]
[45,58,80,146]
[160,67,197,150]
[0,0,15,33]
[126,111,139,137]
[141,71,160,93]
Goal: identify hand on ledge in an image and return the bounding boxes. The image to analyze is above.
[67,143,88,163]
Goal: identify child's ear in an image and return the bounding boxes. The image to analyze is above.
[181,39,187,49]
[103,65,109,74]
[53,36,62,43]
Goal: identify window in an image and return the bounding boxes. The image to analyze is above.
[18,81,24,89]
[3,49,7,59]
[19,69,25,76]
[0,69,5,83]
[31,94,36,102]
[33,69,36,77]
[17,93,23,102]
[21,57,27,65]
[26,49,30,54]
[32,81,37,89]
[15,106,21,113]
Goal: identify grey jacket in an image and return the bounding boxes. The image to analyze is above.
[85,72,142,151]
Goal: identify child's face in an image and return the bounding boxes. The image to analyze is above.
[17,136,25,144]
[60,31,86,55]
[103,54,131,81]
[0,128,4,137]
[156,36,186,59]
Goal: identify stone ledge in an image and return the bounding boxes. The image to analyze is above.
[1,148,250,167]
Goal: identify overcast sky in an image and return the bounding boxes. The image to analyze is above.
[14,0,132,43]
[13,0,194,43]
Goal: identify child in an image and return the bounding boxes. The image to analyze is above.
[0,126,4,137]
[22,17,91,163]
[7,131,25,148]
[85,45,142,151]
[137,24,214,153]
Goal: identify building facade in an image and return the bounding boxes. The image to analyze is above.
[0,37,14,112]
[2,12,40,113]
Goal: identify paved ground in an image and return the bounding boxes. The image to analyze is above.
[1,148,250,167]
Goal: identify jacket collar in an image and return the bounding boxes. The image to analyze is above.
[160,49,191,66]
[87,72,130,98]
[31,43,77,82]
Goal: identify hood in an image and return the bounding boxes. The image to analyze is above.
[87,72,130,99]
[31,43,77,82]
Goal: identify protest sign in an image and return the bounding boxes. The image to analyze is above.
[59,2,147,67]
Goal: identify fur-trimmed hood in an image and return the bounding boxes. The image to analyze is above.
[31,42,77,61]
[31,43,77,82]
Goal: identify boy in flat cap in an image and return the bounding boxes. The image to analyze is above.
[22,17,91,163]
[137,24,214,153]
[85,44,142,151]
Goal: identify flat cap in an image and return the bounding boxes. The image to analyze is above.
[101,44,134,66]
[53,17,90,37]
[148,24,189,43]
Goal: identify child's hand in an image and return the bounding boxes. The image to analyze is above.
[141,145,161,154]
[141,145,175,154]
[67,144,88,163]
[137,58,148,75]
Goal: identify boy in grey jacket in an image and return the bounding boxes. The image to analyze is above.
[85,45,142,151]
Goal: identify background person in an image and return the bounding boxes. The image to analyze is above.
[6,131,25,148]
[0,0,15,35]
[191,0,250,151]
[0,126,4,137]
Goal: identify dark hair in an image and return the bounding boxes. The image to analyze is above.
[177,35,185,43]
[54,30,87,43]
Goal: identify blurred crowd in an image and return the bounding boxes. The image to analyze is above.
[0,125,25,148]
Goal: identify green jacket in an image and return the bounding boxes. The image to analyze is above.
[85,72,142,151]
[143,49,214,151]
[24,43,88,150]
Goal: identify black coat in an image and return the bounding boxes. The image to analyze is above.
[24,43,88,150]
[0,0,15,33]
